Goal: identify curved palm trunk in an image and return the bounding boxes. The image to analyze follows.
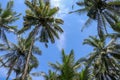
[21,40,33,80]
[21,25,40,80]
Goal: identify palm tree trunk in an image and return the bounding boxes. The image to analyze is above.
[21,40,33,80]
[21,24,40,80]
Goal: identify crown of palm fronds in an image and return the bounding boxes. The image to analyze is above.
[0,0,20,46]
[70,0,120,39]
[48,49,82,80]
[83,34,120,79]
[0,37,41,80]
[18,0,63,47]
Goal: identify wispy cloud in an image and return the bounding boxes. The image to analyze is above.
[50,0,68,50]
[57,33,66,50]
[50,0,69,18]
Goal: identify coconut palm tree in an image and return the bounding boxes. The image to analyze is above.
[0,0,20,45]
[83,34,120,80]
[70,0,120,39]
[0,37,41,80]
[18,0,63,45]
[30,49,91,80]
[49,49,81,80]
[18,0,64,79]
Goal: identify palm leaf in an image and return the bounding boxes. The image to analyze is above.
[81,18,93,32]
[48,7,59,16]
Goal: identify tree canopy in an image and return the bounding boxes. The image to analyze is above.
[1,0,120,80]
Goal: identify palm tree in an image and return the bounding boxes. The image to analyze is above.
[18,0,63,45]
[0,0,20,45]
[18,0,64,79]
[83,34,120,80]
[70,0,120,39]
[49,49,81,80]
[0,37,41,80]
[31,49,91,80]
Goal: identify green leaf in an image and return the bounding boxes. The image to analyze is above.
[48,7,59,16]
[55,19,64,24]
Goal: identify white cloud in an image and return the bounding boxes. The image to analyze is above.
[50,0,67,50]
[57,33,66,50]
[50,0,69,18]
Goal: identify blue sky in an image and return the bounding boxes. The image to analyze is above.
[0,0,98,80]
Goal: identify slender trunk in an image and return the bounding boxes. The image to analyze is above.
[21,40,33,80]
[21,24,40,80]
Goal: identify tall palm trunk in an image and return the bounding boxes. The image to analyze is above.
[21,25,40,80]
[21,41,33,80]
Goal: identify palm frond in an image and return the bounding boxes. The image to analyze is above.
[81,18,93,32]
[76,1,85,6]
[48,7,59,16]
[69,7,88,14]
[32,45,41,55]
